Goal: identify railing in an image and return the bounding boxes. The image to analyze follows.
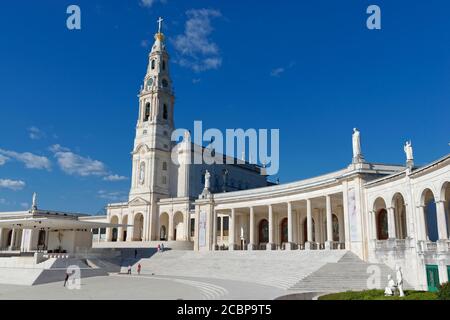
[219,242,346,251]
[417,240,441,253]
[426,242,437,251]
[375,239,408,250]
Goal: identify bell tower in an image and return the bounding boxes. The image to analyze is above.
[129,17,175,240]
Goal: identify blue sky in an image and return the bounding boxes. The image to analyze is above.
[0,0,449,213]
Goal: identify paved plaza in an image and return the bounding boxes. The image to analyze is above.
[0,273,285,300]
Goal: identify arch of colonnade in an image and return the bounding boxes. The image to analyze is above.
[212,193,346,251]
[369,180,450,244]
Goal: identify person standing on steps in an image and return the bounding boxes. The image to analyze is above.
[127,265,132,275]
[137,263,141,275]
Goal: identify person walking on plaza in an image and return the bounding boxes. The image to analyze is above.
[137,263,141,275]
[161,243,165,252]
[157,244,161,252]
[127,265,132,275]
[63,272,70,287]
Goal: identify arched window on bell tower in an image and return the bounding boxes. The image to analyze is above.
[151,60,155,70]
[144,103,151,122]
[162,60,166,71]
[163,104,168,120]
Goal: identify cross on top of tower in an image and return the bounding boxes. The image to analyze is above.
[157,17,164,34]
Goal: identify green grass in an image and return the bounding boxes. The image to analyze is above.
[318,289,438,300]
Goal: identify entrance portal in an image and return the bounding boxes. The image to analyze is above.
[258,219,269,244]
[280,218,288,243]
[426,264,440,292]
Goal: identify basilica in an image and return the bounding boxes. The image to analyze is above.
[87,24,449,291]
[0,21,449,292]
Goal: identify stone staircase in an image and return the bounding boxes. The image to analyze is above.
[125,250,349,290]
[288,251,410,292]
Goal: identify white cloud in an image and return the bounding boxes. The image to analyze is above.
[271,67,285,77]
[20,202,29,209]
[28,126,46,140]
[50,145,126,181]
[97,190,128,202]
[270,61,296,77]
[140,0,167,8]
[172,9,222,72]
[0,179,26,191]
[103,174,128,182]
[140,0,155,7]
[51,146,107,177]
[140,39,150,48]
[0,154,8,166]
[0,149,51,170]
[49,144,70,153]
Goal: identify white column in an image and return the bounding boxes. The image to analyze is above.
[387,207,397,239]
[287,202,293,242]
[248,207,256,250]
[325,195,333,249]
[436,201,449,240]
[286,202,295,250]
[213,210,218,250]
[0,228,3,249]
[305,199,313,249]
[126,214,135,242]
[118,222,124,242]
[229,209,236,250]
[10,229,16,250]
[417,205,428,241]
[106,227,112,242]
[184,212,190,241]
[338,207,345,244]
[168,212,174,241]
[220,216,224,245]
[370,210,377,240]
[267,204,275,250]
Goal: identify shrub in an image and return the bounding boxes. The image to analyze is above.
[318,290,437,300]
[437,282,450,300]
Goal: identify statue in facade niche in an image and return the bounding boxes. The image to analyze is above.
[139,162,146,185]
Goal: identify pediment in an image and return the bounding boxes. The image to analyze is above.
[132,143,151,155]
[128,197,150,206]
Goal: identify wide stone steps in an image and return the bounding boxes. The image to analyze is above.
[124,250,348,290]
[289,252,410,292]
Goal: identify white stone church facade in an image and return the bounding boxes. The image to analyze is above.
[95,26,449,291]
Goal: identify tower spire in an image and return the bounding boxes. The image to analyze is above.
[157,17,164,34]
[155,17,165,42]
